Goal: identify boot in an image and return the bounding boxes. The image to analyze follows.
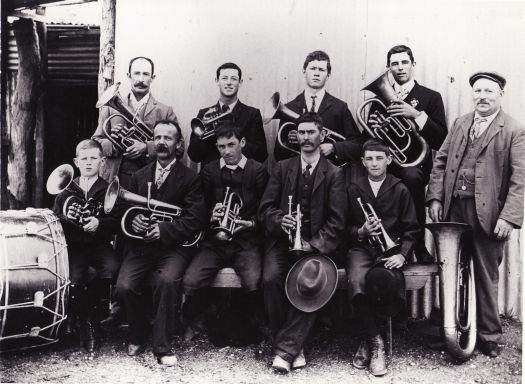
[369,334,387,376]
[352,339,370,369]
[80,317,97,354]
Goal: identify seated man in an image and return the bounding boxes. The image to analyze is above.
[182,122,268,337]
[52,139,120,354]
[343,138,420,376]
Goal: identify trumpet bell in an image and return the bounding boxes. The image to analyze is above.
[46,164,85,197]
[104,177,120,214]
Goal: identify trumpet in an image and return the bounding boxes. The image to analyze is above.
[211,186,244,241]
[284,195,307,254]
[96,82,154,152]
[356,71,429,167]
[190,106,234,141]
[357,197,400,256]
[46,164,102,226]
[103,177,203,246]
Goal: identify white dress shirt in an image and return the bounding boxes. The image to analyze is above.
[304,89,326,113]
[220,155,247,170]
[155,158,177,187]
[393,79,428,130]
[368,177,385,197]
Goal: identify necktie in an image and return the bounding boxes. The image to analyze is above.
[310,96,317,113]
[303,164,312,178]
[222,104,230,113]
[470,117,487,141]
[156,167,171,188]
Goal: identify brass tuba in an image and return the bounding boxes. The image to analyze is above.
[104,177,203,246]
[211,186,243,241]
[190,106,233,141]
[46,164,102,226]
[357,197,400,256]
[96,82,154,152]
[263,92,346,157]
[356,71,429,167]
[426,222,476,361]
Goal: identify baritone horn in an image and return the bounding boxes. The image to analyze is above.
[357,197,400,256]
[283,195,306,254]
[426,222,476,362]
[103,177,202,246]
[211,186,243,241]
[96,82,154,152]
[46,164,102,226]
[356,71,429,167]
[191,106,233,140]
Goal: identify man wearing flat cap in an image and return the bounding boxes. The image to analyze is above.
[426,71,525,358]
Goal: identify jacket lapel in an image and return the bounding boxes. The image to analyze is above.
[317,92,334,116]
[461,112,475,140]
[312,156,327,194]
[479,110,504,153]
[143,95,158,120]
[287,158,300,199]
[290,92,307,114]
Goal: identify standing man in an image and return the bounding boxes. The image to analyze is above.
[187,62,267,164]
[92,56,178,188]
[273,50,362,169]
[259,112,347,373]
[426,72,525,357]
[115,120,207,365]
[368,45,447,264]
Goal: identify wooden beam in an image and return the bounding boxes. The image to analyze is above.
[34,6,46,207]
[98,0,116,98]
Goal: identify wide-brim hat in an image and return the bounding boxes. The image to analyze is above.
[365,265,406,317]
[285,255,338,313]
[469,71,506,89]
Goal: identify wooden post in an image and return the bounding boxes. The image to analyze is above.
[0,2,8,209]
[8,18,41,209]
[98,0,116,98]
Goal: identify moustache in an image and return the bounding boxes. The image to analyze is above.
[300,140,313,146]
[156,145,169,152]
[134,82,147,88]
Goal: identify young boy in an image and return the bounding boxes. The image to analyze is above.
[343,138,420,376]
[53,139,120,354]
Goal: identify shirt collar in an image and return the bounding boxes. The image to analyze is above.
[392,79,415,100]
[156,157,177,172]
[304,88,326,105]
[301,153,321,172]
[129,92,150,112]
[219,99,238,112]
[220,155,247,170]
[474,107,500,127]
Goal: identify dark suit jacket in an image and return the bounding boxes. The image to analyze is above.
[126,160,208,248]
[426,109,525,235]
[53,177,119,246]
[187,100,268,164]
[346,175,420,257]
[258,155,347,254]
[200,158,268,246]
[92,93,177,182]
[273,91,363,164]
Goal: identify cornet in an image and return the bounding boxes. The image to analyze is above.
[190,106,234,141]
[211,186,244,241]
[284,195,307,254]
[96,82,154,152]
[46,164,102,226]
[357,197,400,256]
[104,177,203,246]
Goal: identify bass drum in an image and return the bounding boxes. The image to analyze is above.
[0,208,69,352]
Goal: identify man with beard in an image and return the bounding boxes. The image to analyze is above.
[188,62,267,164]
[259,112,347,373]
[115,120,207,365]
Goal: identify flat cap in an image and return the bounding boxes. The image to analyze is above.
[469,71,506,89]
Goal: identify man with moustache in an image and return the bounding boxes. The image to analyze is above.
[259,112,347,373]
[273,51,362,171]
[115,120,207,365]
[92,56,178,188]
[188,62,267,164]
[426,72,525,357]
[367,45,447,264]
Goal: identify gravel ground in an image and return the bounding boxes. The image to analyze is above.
[1,317,521,384]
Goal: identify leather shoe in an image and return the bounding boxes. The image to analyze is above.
[481,341,500,358]
[157,354,178,366]
[80,319,97,354]
[272,355,291,374]
[291,349,306,369]
[369,334,387,376]
[127,343,146,356]
[416,247,435,265]
[352,339,370,369]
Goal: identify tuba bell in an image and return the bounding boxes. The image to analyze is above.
[357,197,400,256]
[46,164,102,226]
[96,82,154,152]
[356,71,429,167]
[426,222,476,361]
[190,106,234,141]
[211,186,244,241]
[104,177,202,246]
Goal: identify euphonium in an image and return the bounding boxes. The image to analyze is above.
[103,177,203,246]
[211,186,243,241]
[284,195,306,254]
[357,197,400,256]
[426,222,476,361]
[96,82,154,152]
[46,164,102,226]
[356,71,429,167]
[190,106,233,140]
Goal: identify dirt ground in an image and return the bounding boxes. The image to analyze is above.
[1,317,521,384]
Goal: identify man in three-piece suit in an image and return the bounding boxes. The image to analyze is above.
[92,56,178,188]
[115,120,207,365]
[259,112,347,373]
[367,45,447,264]
[426,72,525,358]
[187,62,268,164]
[273,50,362,169]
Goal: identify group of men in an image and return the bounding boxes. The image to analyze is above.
[52,45,525,376]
